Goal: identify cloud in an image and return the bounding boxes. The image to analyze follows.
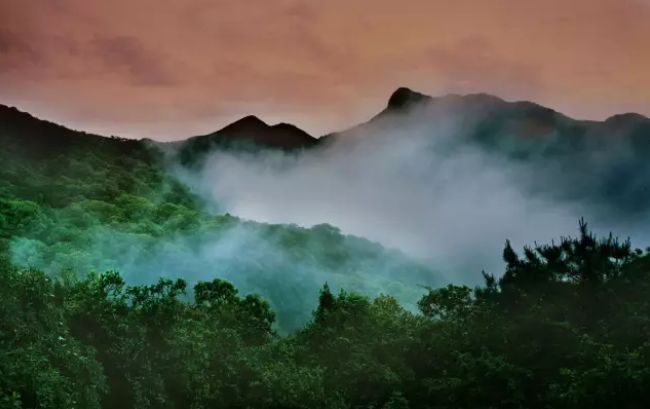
[181,106,650,284]
[180,114,557,283]
[91,35,177,86]
[0,28,42,73]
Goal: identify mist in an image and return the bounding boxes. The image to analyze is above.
[181,108,650,284]
[9,212,432,331]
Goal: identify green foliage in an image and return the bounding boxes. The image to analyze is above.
[0,268,106,409]
[2,224,650,408]
[417,284,473,320]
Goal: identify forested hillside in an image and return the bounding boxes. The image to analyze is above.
[0,104,434,331]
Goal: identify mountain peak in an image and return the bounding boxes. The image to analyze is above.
[222,115,268,131]
[177,114,316,163]
[387,87,432,110]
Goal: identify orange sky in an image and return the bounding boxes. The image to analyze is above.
[1,0,649,140]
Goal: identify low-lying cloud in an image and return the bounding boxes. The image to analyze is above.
[183,112,650,284]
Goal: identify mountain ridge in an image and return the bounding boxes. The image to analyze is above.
[3,89,650,160]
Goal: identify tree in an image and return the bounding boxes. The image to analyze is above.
[417,284,473,320]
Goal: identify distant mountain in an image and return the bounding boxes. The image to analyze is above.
[328,87,650,147]
[323,87,650,214]
[174,115,317,165]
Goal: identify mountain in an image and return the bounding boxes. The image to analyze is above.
[384,86,433,112]
[324,87,650,214]
[175,114,317,165]
[329,87,650,145]
[0,104,148,158]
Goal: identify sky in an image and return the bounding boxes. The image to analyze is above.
[1,0,649,140]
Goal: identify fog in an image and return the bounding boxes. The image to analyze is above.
[10,212,431,331]
[183,109,650,284]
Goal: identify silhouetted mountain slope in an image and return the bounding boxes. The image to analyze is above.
[0,104,149,160]
[175,114,317,165]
